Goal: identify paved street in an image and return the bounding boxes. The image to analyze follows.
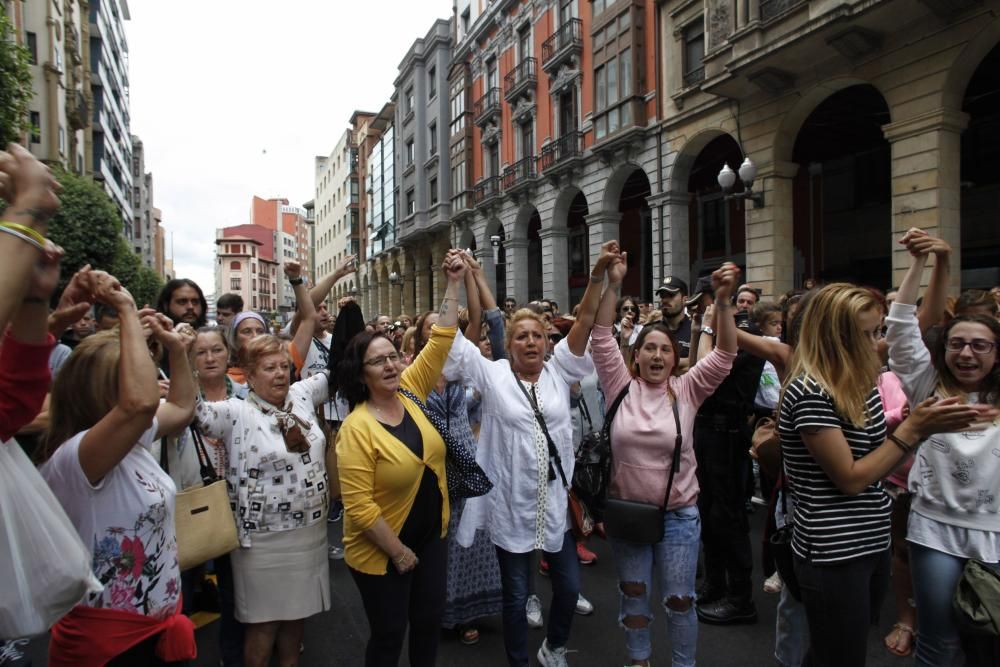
[24,508,909,666]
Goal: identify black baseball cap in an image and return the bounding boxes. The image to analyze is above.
[656,276,689,296]
[685,275,714,307]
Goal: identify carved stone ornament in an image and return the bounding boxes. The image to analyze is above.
[482,124,501,145]
[513,98,536,124]
[549,67,580,96]
[708,0,731,51]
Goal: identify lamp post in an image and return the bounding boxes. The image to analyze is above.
[389,271,404,312]
[717,156,764,207]
[490,234,502,265]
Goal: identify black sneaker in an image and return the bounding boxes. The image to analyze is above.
[696,597,758,625]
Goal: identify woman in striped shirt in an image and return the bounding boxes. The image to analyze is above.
[778,283,979,666]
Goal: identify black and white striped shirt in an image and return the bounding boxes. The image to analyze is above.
[779,375,891,564]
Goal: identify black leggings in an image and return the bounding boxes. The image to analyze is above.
[349,537,448,667]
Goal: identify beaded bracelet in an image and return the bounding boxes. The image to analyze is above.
[0,224,44,252]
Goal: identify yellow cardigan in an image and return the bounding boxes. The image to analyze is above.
[336,325,456,574]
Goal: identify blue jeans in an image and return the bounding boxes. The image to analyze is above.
[495,531,580,667]
[774,585,808,667]
[609,505,700,667]
[910,542,1000,667]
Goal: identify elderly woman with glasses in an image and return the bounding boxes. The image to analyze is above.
[335,251,467,667]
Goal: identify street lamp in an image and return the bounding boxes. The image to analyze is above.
[717,157,764,208]
[490,234,502,265]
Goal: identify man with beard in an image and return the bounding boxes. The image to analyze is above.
[655,276,692,371]
[156,278,208,328]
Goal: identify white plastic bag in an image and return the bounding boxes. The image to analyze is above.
[0,439,102,638]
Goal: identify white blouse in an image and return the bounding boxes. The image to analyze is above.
[444,331,594,554]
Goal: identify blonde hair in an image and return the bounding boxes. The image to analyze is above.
[238,334,290,376]
[40,330,123,462]
[780,283,882,427]
[401,326,417,357]
[504,308,547,352]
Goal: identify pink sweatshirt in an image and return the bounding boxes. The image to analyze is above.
[878,370,912,489]
[591,324,735,510]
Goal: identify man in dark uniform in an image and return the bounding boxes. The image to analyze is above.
[655,276,692,370]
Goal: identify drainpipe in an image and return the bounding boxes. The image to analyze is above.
[655,1,666,283]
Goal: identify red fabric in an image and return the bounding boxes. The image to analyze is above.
[0,332,54,440]
[48,600,196,666]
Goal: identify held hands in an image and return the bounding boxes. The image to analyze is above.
[335,255,357,278]
[92,272,134,311]
[140,310,191,354]
[899,228,951,259]
[711,262,740,303]
[26,241,65,303]
[442,249,467,282]
[461,249,482,273]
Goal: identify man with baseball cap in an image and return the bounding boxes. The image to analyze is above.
[655,275,693,370]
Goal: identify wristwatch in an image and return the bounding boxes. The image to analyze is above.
[702,325,715,336]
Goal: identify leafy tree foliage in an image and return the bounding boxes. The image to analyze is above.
[0,9,33,145]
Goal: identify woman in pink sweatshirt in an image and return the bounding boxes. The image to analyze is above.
[586,248,737,667]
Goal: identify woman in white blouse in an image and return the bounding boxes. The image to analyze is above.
[195,334,332,667]
[445,243,615,667]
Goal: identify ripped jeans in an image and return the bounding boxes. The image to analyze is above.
[609,505,701,667]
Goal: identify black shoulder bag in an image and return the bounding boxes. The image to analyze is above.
[573,386,630,510]
[602,397,682,545]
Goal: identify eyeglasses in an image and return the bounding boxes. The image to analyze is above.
[363,352,401,367]
[621,306,637,312]
[945,338,997,354]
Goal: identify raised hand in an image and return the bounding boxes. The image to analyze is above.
[593,240,622,279]
[26,241,64,303]
[284,261,303,281]
[462,250,482,273]
[1,144,61,225]
[607,253,628,284]
[712,262,741,303]
[443,250,467,282]
[336,255,357,277]
[93,273,134,311]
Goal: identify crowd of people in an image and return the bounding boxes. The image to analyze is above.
[2,142,1000,667]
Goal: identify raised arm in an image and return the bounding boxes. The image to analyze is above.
[736,328,791,380]
[286,261,317,363]
[898,228,951,332]
[567,241,620,356]
[308,255,356,308]
[78,281,160,485]
[463,253,483,342]
[146,315,197,438]
[711,263,739,355]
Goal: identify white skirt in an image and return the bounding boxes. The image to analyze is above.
[230,521,330,623]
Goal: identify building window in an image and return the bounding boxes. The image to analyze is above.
[406,188,415,216]
[29,111,40,144]
[26,32,37,65]
[230,261,241,270]
[428,65,437,98]
[406,138,414,165]
[592,0,607,17]
[405,87,414,115]
[683,19,706,87]
[430,178,438,205]
[461,7,470,35]
[231,277,241,290]
[449,80,466,136]
[429,122,437,155]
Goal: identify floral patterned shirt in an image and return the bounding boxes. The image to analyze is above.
[41,418,181,620]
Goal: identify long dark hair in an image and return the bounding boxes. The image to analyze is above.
[327,300,367,399]
[339,331,392,410]
[156,279,208,328]
[933,314,1000,406]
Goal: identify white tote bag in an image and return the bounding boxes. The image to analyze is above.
[0,439,102,638]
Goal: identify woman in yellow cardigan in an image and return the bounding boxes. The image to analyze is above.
[336,250,466,667]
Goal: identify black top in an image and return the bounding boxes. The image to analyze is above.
[670,316,693,359]
[379,410,442,560]
[699,348,765,419]
[778,375,890,564]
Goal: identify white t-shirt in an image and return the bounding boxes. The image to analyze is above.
[41,418,181,620]
[301,332,349,422]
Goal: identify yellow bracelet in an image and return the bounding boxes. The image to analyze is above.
[0,222,46,247]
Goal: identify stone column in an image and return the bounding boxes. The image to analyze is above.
[745,160,799,299]
[414,252,432,314]
[476,247,497,298]
[882,108,968,294]
[585,210,622,260]
[505,238,530,305]
[538,227,570,311]
[650,190,691,285]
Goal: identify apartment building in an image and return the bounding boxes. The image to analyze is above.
[249,196,312,315]
[360,104,397,317]
[214,225,280,317]
[130,134,159,268]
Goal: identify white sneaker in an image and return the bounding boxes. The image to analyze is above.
[328,545,345,560]
[526,594,544,628]
[537,638,570,667]
[763,571,784,594]
[575,593,594,616]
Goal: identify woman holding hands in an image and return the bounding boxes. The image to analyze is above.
[588,248,738,667]
[335,250,467,667]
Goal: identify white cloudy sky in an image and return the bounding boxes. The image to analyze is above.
[126,0,450,293]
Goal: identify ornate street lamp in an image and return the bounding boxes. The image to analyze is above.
[717,157,764,208]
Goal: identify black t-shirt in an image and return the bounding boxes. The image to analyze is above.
[778,375,890,564]
[699,348,765,419]
[670,316,693,359]
[379,411,442,557]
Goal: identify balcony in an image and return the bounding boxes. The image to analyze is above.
[504,58,537,103]
[473,87,501,127]
[541,18,583,74]
[759,0,806,22]
[502,157,538,198]
[452,189,474,217]
[473,175,501,207]
[538,131,584,177]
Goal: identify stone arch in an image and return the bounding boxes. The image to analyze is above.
[511,203,537,238]
[667,127,738,195]
[551,185,588,231]
[942,19,1000,112]
[601,162,654,214]
[458,227,476,250]
[772,77,884,164]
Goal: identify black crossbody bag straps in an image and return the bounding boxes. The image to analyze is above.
[578,392,593,433]
[511,367,571,489]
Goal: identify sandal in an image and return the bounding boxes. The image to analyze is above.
[884,622,915,657]
[459,625,480,645]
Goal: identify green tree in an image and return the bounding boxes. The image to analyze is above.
[0,9,33,145]
[47,168,121,289]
